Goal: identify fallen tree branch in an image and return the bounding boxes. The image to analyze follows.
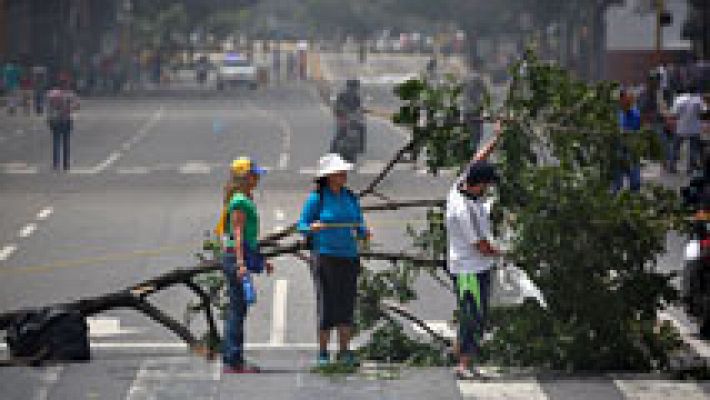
[381,299,453,347]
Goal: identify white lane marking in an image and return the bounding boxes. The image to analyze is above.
[68,151,121,175]
[71,106,164,175]
[299,167,317,175]
[1,162,39,174]
[457,379,548,400]
[276,116,292,170]
[86,317,141,337]
[411,320,456,339]
[613,379,708,400]
[18,223,37,238]
[358,160,386,175]
[32,365,64,400]
[279,152,289,170]
[179,161,212,174]
[0,244,17,261]
[116,167,150,174]
[274,209,286,221]
[270,279,289,345]
[91,151,122,173]
[36,207,53,220]
[121,106,165,151]
[4,166,38,174]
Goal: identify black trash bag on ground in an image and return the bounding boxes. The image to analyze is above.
[5,306,90,364]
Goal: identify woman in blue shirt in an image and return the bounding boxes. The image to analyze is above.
[298,153,370,367]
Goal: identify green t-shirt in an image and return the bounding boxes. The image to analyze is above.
[225,193,259,249]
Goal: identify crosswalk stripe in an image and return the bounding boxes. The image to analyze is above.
[270,279,289,345]
[457,379,548,400]
[613,379,709,400]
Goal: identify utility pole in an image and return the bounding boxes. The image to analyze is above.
[118,0,132,90]
[0,0,6,62]
[654,0,665,65]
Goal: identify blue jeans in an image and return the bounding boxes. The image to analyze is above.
[669,135,701,172]
[222,253,247,367]
[612,165,641,193]
[50,120,71,170]
[456,270,491,356]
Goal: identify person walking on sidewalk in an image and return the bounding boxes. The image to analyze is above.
[46,73,79,171]
[3,60,21,115]
[298,153,371,368]
[639,73,671,171]
[446,121,503,380]
[668,83,708,174]
[220,157,273,373]
[612,89,642,193]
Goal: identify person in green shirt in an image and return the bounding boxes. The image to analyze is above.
[221,157,273,373]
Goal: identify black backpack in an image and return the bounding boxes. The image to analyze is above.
[5,306,90,365]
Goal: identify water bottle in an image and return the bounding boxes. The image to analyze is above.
[242,274,256,305]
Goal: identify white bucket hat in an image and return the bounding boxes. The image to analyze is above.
[316,153,354,178]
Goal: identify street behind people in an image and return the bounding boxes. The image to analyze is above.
[669,83,708,174]
[612,89,642,193]
[220,157,273,374]
[298,153,370,368]
[46,73,79,171]
[445,122,503,380]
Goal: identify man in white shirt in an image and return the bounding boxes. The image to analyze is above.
[669,83,708,173]
[446,122,502,379]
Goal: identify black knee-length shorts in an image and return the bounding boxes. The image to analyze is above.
[311,254,360,330]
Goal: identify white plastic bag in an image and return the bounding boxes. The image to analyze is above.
[489,265,547,309]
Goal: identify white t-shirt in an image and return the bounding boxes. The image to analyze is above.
[445,177,496,275]
[671,93,707,137]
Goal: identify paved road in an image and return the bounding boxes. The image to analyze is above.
[0,54,707,399]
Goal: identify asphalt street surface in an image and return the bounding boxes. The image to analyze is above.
[0,54,708,399]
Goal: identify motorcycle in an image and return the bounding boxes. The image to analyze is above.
[331,110,366,163]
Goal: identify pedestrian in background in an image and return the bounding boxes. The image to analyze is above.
[46,73,79,171]
[669,83,708,174]
[298,153,370,368]
[612,89,642,193]
[3,60,21,115]
[220,157,273,373]
[446,121,502,380]
[32,65,48,115]
[639,73,671,171]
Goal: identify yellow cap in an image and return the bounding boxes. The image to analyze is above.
[231,157,252,176]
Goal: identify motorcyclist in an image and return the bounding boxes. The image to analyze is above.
[196,56,209,86]
[334,79,363,137]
